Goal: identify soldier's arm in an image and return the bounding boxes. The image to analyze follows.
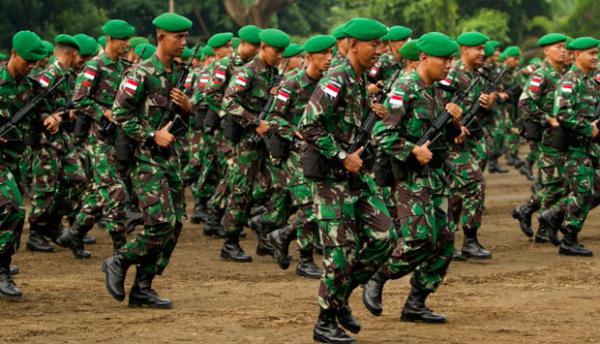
[518,71,546,121]
[203,60,228,113]
[373,87,414,162]
[72,61,105,121]
[112,68,150,144]
[222,67,259,128]
[555,80,593,137]
[265,81,295,141]
[299,76,345,159]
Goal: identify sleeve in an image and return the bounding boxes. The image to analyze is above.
[72,61,105,121]
[112,67,152,144]
[221,66,258,128]
[203,61,229,113]
[37,70,59,120]
[518,71,547,122]
[555,79,593,137]
[299,75,345,159]
[373,86,415,162]
[265,81,295,141]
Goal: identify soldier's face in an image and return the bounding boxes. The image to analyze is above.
[506,56,519,68]
[337,39,349,56]
[351,39,381,69]
[215,43,233,59]
[308,48,333,72]
[238,41,259,60]
[260,45,283,67]
[390,40,406,57]
[576,48,598,71]
[423,54,452,81]
[109,38,130,58]
[10,52,36,78]
[462,45,485,66]
[287,55,302,69]
[159,31,188,58]
[544,42,566,64]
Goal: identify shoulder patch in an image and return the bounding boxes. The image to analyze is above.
[123,78,139,95]
[561,81,573,94]
[277,88,290,103]
[323,79,341,98]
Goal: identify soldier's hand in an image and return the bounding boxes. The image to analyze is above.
[343,146,364,174]
[255,120,269,137]
[170,88,192,114]
[294,131,304,140]
[479,93,494,110]
[547,117,559,128]
[412,140,433,165]
[44,114,60,134]
[69,109,77,120]
[368,83,381,95]
[371,103,388,119]
[104,109,114,122]
[155,121,175,148]
[269,87,278,96]
[446,103,463,124]
[454,126,470,144]
[593,120,599,138]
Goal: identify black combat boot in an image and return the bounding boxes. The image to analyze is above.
[110,232,127,254]
[45,214,64,245]
[267,224,295,269]
[9,265,19,276]
[296,249,322,279]
[203,209,226,238]
[128,266,173,309]
[56,223,92,259]
[519,161,534,181]
[313,307,355,343]
[190,197,209,224]
[512,201,540,238]
[337,303,361,334]
[488,157,508,173]
[537,208,563,246]
[249,215,275,257]
[0,256,22,300]
[220,232,252,262]
[400,287,446,323]
[461,227,492,259]
[559,229,593,257]
[26,223,54,252]
[101,254,131,301]
[362,271,388,316]
[82,235,96,245]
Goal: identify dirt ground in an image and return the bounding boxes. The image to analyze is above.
[3,161,600,344]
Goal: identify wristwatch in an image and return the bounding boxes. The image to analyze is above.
[337,150,347,161]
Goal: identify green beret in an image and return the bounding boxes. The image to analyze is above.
[98,36,107,48]
[202,45,214,57]
[152,13,192,32]
[208,32,234,48]
[74,34,99,56]
[129,37,149,49]
[102,19,135,39]
[457,32,489,47]
[343,17,388,41]
[498,52,506,62]
[238,25,261,45]
[537,33,567,47]
[304,35,336,53]
[259,28,291,49]
[484,41,495,58]
[135,43,156,60]
[399,39,419,61]
[42,40,54,56]
[55,34,80,50]
[387,25,412,42]
[417,32,459,57]
[282,43,304,58]
[568,36,600,51]
[181,47,192,59]
[331,23,347,40]
[381,34,389,42]
[232,37,241,50]
[194,46,204,58]
[529,57,542,64]
[565,37,575,50]
[13,30,47,61]
[489,40,501,50]
[503,45,521,57]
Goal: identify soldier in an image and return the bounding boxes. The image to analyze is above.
[498,46,524,168]
[134,43,156,61]
[281,43,304,78]
[363,31,465,325]
[367,25,411,86]
[103,12,193,308]
[56,19,136,259]
[512,33,568,241]
[398,39,420,75]
[552,37,599,256]
[264,34,337,278]
[299,18,398,343]
[219,28,291,262]
[126,37,149,63]
[330,23,348,67]
[0,30,47,300]
[26,34,87,253]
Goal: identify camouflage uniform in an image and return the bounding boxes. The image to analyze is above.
[372,69,456,291]
[112,54,186,275]
[299,59,397,311]
[367,52,401,85]
[70,52,129,242]
[554,65,600,233]
[518,61,544,167]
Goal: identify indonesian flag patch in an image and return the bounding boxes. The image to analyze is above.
[369,66,379,77]
[124,78,138,94]
[184,74,193,89]
[277,89,290,103]
[82,80,92,88]
[323,80,341,98]
[439,77,452,87]
[214,70,226,85]
[595,75,600,84]
[530,76,542,92]
[561,82,573,94]
[199,75,210,88]
[388,91,404,108]
[84,69,96,81]
[235,75,247,87]
[39,75,51,88]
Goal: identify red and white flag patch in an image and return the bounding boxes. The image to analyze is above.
[39,75,51,88]
[530,75,542,92]
[199,75,210,88]
[277,89,290,103]
[440,77,452,87]
[235,75,247,87]
[388,92,404,107]
[184,74,193,89]
[561,82,573,93]
[323,80,341,98]
[369,66,379,77]
[124,79,138,94]
[84,70,96,81]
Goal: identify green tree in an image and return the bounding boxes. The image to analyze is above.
[458,9,510,42]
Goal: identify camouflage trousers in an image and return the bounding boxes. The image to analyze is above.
[535,144,566,211]
[484,112,508,159]
[448,147,485,232]
[380,176,454,292]
[558,147,594,233]
[314,178,397,311]
[526,141,540,164]
[17,146,33,197]
[186,131,228,202]
[221,140,271,235]
[207,131,235,212]
[75,139,128,235]
[0,166,25,258]
[29,138,86,227]
[120,158,185,275]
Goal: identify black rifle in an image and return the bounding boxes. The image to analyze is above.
[461,67,508,129]
[0,76,66,142]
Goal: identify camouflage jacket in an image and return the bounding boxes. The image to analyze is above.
[222,55,278,130]
[190,61,215,110]
[203,52,247,114]
[329,50,346,70]
[72,52,126,122]
[368,52,401,85]
[553,65,600,147]
[112,54,185,165]
[518,60,564,124]
[266,69,318,142]
[0,65,35,165]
